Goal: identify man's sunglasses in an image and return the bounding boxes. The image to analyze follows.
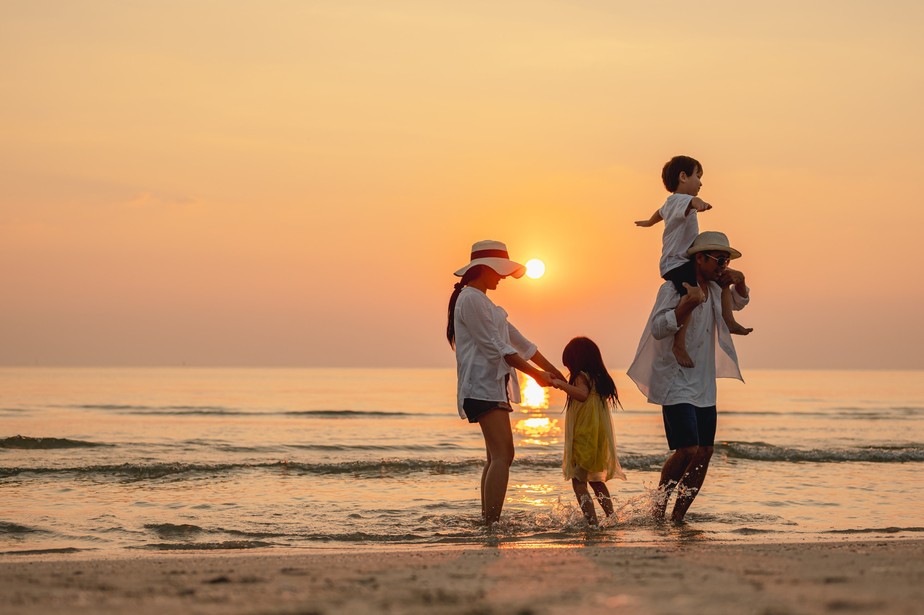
[703,253,730,267]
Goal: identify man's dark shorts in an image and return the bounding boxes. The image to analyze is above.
[662,403,717,450]
[463,399,512,424]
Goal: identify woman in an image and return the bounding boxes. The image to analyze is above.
[447,240,564,524]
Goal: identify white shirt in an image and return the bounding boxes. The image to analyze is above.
[658,193,698,276]
[627,280,749,407]
[453,287,537,418]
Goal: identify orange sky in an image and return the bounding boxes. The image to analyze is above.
[2,1,922,369]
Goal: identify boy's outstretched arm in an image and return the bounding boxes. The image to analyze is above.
[686,197,712,215]
[635,210,663,227]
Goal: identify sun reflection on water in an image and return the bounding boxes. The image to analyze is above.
[519,375,549,409]
[513,416,560,446]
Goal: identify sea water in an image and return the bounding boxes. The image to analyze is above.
[1,368,922,554]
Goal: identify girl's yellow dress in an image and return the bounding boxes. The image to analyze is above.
[563,375,626,482]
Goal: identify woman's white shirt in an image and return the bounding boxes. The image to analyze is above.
[453,287,537,418]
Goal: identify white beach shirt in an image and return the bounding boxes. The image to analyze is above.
[453,287,537,418]
[627,280,749,407]
[658,193,698,276]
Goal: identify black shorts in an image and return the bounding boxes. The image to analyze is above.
[662,403,717,450]
[663,260,696,296]
[462,399,512,424]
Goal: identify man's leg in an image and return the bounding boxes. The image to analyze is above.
[654,445,697,520]
[671,446,714,522]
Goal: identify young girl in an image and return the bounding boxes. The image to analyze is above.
[551,337,626,525]
[448,240,564,525]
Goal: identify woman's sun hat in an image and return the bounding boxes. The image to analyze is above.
[686,231,742,259]
[454,240,527,278]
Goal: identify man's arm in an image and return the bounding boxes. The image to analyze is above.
[651,283,705,340]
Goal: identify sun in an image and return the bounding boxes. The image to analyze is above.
[525,259,545,279]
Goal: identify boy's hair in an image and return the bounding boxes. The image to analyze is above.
[661,155,702,193]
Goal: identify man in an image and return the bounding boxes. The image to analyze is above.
[627,231,750,523]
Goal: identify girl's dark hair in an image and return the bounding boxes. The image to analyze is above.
[446,265,488,348]
[562,336,620,409]
[661,155,702,193]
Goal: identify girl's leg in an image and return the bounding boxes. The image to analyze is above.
[571,479,598,525]
[721,274,752,335]
[589,481,614,517]
[477,409,515,525]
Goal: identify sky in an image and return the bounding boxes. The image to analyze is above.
[2,1,923,370]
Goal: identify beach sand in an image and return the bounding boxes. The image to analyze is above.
[1,539,921,614]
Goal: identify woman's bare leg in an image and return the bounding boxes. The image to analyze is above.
[478,409,515,525]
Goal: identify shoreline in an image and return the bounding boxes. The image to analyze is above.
[2,538,922,614]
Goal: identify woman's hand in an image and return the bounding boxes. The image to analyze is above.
[549,377,567,390]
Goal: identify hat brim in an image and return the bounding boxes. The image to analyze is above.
[687,244,742,259]
[454,258,526,278]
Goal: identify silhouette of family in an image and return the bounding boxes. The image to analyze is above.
[447,155,750,526]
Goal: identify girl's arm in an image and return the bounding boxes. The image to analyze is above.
[551,372,590,402]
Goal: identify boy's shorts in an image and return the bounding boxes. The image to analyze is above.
[663,260,696,296]
[462,399,512,424]
[662,403,717,450]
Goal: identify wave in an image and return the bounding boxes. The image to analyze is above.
[144,523,205,538]
[0,453,666,480]
[60,404,419,418]
[0,521,46,534]
[5,441,918,481]
[718,441,924,463]
[0,435,110,449]
[824,526,924,535]
[1,547,85,555]
[140,540,275,551]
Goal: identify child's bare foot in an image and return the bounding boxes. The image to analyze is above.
[672,344,695,368]
[728,323,753,335]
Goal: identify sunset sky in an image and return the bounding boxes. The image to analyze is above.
[2,1,922,369]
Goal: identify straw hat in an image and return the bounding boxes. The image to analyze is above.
[454,240,526,278]
[686,231,742,259]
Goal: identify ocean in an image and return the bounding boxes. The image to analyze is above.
[2,367,922,555]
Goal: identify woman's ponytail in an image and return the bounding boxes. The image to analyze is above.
[446,266,485,348]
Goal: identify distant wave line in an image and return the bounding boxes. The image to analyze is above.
[718,441,924,463]
[0,454,666,480]
[55,404,424,417]
[0,436,111,450]
[824,526,924,534]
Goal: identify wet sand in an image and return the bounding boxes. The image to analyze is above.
[1,539,921,614]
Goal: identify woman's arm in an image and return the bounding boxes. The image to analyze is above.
[504,353,553,387]
[528,350,565,382]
